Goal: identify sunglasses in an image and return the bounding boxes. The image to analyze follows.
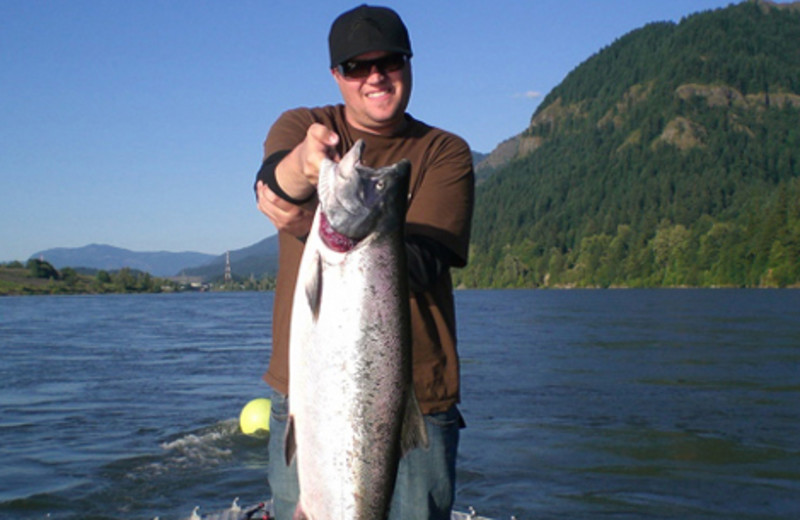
[337,53,408,79]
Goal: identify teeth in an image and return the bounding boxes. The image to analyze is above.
[367,91,389,98]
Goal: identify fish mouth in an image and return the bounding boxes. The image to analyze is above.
[319,211,358,253]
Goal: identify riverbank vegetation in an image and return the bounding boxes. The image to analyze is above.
[0,259,275,296]
[0,260,176,296]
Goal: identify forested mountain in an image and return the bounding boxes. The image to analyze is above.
[457,0,800,288]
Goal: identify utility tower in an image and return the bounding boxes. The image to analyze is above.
[224,251,232,283]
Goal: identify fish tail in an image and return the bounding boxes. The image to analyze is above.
[400,385,430,457]
[292,503,309,520]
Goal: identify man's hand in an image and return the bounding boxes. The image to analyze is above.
[256,181,315,238]
[276,124,341,201]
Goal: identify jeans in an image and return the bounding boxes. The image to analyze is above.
[267,391,462,520]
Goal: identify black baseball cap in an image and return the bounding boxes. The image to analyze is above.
[328,4,413,68]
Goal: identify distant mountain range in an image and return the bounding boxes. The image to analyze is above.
[32,237,279,280]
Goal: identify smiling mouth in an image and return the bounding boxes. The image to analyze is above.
[366,89,391,99]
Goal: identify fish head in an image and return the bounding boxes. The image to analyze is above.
[318,139,410,251]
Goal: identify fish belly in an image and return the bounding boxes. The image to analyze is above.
[289,222,409,520]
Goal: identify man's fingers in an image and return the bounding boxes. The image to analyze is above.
[308,123,339,148]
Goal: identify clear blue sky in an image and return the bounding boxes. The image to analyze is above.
[1,0,744,262]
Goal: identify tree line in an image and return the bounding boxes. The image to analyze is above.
[0,259,276,295]
[0,259,175,295]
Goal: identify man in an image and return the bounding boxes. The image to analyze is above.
[254,5,474,519]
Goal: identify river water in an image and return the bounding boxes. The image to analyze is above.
[1,290,798,519]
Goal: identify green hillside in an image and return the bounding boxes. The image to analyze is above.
[457,0,800,288]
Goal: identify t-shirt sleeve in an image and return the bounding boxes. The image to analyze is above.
[405,133,474,267]
[262,108,317,160]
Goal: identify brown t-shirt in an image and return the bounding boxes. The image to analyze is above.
[261,104,474,414]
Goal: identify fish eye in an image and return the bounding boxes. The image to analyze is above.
[375,179,385,191]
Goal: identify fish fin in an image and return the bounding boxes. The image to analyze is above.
[304,251,322,320]
[284,414,297,466]
[400,386,430,457]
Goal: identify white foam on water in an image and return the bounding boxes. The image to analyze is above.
[159,420,238,468]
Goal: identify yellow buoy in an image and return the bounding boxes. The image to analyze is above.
[239,398,271,435]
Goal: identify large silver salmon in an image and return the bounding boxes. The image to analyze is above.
[286,140,428,520]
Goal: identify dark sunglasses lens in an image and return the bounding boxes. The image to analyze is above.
[381,54,406,72]
[341,61,370,78]
[341,54,406,78]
